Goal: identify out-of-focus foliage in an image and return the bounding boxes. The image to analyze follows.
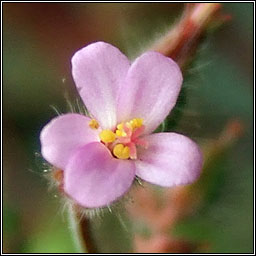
[3,3,253,253]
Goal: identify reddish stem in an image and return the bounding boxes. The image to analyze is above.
[150,3,224,69]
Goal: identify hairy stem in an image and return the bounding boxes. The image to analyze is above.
[68,203,98,253]
[52,169,97,253]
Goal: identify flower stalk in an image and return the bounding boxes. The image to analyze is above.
[68,204,98,253]
[50,169,97,253]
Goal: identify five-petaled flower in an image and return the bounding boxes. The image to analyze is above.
[40,42,203,208]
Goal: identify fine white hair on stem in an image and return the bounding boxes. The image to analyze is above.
[64,92,75,113]
[76,98,84,115]
[50,105,62,115]
[75,97,89,116]
[116,212,129,233]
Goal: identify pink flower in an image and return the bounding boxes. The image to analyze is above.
[40,42,203,208]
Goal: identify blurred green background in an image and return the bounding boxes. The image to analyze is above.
[3,3,253,253]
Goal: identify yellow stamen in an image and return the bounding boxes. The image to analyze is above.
[116,130,127,137]
[89,119,99,129]
[113,144,130,159]
[129,118,143,129]
[99,130,116,143]
[116,130,122,137]
[117,123,124,130]
[115,122,127,137]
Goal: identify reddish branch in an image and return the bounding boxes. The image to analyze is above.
[151,3,230,69]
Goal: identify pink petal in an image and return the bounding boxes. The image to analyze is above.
[40,114,99,170]
[117,51,183,134]
[64,142,135,208]
[135,133,203,187]
[71,41,130,129]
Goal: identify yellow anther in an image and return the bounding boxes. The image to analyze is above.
[99,130,116,143]
[117,123,124,130]
[89,119,99,129]
[113,144,130,159]
[116,130,127,137]
[130,118,143,129]
[116,130,122,137]
[115,122,127,137]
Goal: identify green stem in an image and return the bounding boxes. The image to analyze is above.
[68,204,98,253]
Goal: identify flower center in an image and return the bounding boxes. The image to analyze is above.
[98,118,148,160]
